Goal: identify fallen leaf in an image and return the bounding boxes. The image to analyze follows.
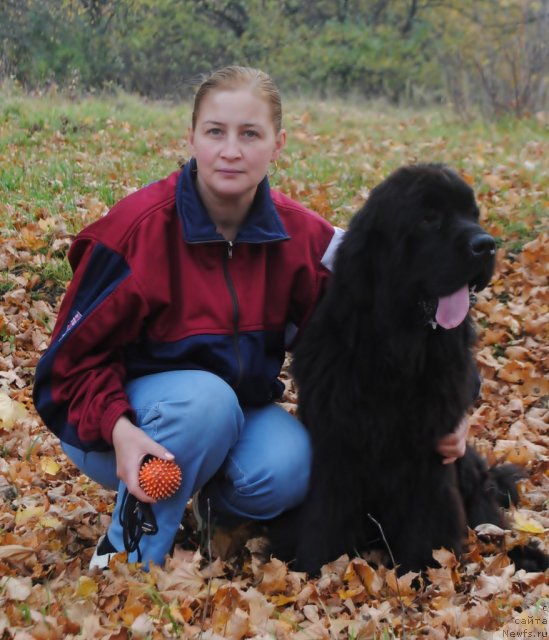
[512,511,546,535]
[471,564,515,598]
[40,456,61,476]
[130,613,155,638]
[75,575,98,598]
[15,505,46,525]
[0,391,27,428]
[1,576,32,600]
[0,545,35,560]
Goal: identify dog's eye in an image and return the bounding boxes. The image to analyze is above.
[421,212,440,227]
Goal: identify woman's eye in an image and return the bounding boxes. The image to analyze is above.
[242,129,258,138]
[207,128,223,136]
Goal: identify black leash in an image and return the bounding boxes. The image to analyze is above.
[119,489,158,562]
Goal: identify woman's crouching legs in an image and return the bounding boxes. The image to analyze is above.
[65,370,245,568]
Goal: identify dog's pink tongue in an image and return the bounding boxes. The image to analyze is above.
[435,285,470,329]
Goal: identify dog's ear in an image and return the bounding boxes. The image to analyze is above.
[328,209,387,315]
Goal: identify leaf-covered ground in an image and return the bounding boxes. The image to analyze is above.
[0,90,547,639]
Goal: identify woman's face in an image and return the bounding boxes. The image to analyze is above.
[188,88,286,212]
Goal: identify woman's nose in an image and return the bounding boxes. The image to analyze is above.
[220,133,242,158]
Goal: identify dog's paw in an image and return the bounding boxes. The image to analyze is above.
[508,542,549,573]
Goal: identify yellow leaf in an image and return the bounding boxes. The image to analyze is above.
[0,392,27,429]
[512,512,546,535]
[268,594,297,606]
[15,505,46,525]
[75,576,98,598]
[39,516,63,530]
[40,456,61,476]
[337,586,365,599]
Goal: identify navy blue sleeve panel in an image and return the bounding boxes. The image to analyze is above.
[33,240,148,450]
[283,224,338,351]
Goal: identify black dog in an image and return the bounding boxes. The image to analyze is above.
[271,164,547,575]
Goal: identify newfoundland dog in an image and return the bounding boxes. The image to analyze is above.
[272,164,546,575]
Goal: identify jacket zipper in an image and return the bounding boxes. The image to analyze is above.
[222,241,243,388]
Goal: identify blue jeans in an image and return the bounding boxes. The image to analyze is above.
[62,370,311,567]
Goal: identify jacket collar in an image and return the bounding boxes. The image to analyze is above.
[176,158,290,244]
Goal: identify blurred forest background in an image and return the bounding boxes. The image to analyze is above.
[1,0,548,119]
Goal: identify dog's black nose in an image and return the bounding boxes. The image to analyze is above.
[470,233,496,256]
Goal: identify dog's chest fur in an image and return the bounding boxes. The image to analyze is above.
[293,299,477,459]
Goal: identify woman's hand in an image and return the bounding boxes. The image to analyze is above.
[111,415,175,503]
[437,415,469,465]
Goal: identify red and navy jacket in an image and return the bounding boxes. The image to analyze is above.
[33,160,341,451]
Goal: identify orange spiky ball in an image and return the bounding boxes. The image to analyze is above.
[138,457,182,500]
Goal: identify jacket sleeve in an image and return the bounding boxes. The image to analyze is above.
[33,235,150,450]
[286,225,345,349]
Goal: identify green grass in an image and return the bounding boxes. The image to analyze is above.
[1,86,547,247]
[39,256,72,286]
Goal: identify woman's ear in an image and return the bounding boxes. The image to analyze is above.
[271,128,287,161]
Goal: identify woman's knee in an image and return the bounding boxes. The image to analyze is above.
[234,459,310,519]
[227,426,312,518]
[165,370,242,424]
[127,370,242,426]
[127,370,244,452]
[264,441,312,511]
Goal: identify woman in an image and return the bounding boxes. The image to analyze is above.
[33,66,468,569]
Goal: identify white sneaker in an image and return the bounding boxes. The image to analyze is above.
[89,535,117,570]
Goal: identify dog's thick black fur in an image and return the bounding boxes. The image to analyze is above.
[271,164,547,576]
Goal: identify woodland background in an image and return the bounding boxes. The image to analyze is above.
[1,0,549,118]
[0,1,548,638]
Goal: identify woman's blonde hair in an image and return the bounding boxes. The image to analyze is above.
[192,66,283,132]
